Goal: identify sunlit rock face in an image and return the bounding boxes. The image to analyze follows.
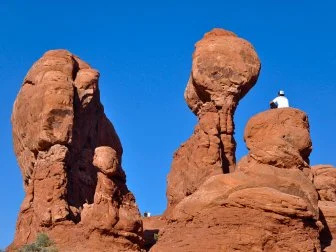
[240,108,312,171]
[153,107,321,252]
[10,50,143,252]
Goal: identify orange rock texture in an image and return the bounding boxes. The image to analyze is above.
[10,50,143,252]
[312,165,336,250]
[166,29,261,213]
[152,108,321,252]
[10,28,336,252]
[147,29,336,252]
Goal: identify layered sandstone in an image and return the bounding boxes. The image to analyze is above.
[10,50,143,251]
[312,165,336,250]
[312,165,336,202]
[153,108,321,251]
[166,28,261,212]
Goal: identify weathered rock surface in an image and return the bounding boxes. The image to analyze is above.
[10,50,143,251]
[311,165,336,250]
[154,108,321,251]
[312,165,336,202]
[241,108,312,170]
[319,201,336,251]
[166,28,261,212]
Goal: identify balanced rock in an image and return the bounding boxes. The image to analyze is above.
[10,50,143,251]
[166,28,261,212]
[153,108,321,251]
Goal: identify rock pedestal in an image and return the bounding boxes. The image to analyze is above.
[166,28,261,213]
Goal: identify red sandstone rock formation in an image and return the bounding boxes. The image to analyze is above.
[312,165,336,202]
[312,165,336,250]
[10,50,143,251]
[240,108,312,170]
[152,108,322,251]
[166,28,261,212]
[10,30,336,252]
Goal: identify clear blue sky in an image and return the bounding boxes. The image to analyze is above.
[1,0,336,249]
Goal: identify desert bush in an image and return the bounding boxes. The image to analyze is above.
[19,243,40,252]
[18,233,58,252]
[154,233,159,241]
[35,233,52,248]
[40,248,58,252]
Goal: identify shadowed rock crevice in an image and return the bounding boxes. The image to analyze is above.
[71,57,80,81]
[66,82,100,220]
[319,209,332,249]
[218,131,231,174]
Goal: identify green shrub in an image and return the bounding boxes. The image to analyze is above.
[35,233,52,248]
[19,243,40,252]
[18,233,58,252]
[154,233,159,241]
[40,248,58,252]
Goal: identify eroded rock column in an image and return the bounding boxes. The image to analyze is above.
[10,50,143,251]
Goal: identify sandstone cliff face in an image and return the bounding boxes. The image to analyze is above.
[152,108,321,251]
[312,165,336,250]
[312,165,336,202]
[166,28,261,212]
[10,50,143,251]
